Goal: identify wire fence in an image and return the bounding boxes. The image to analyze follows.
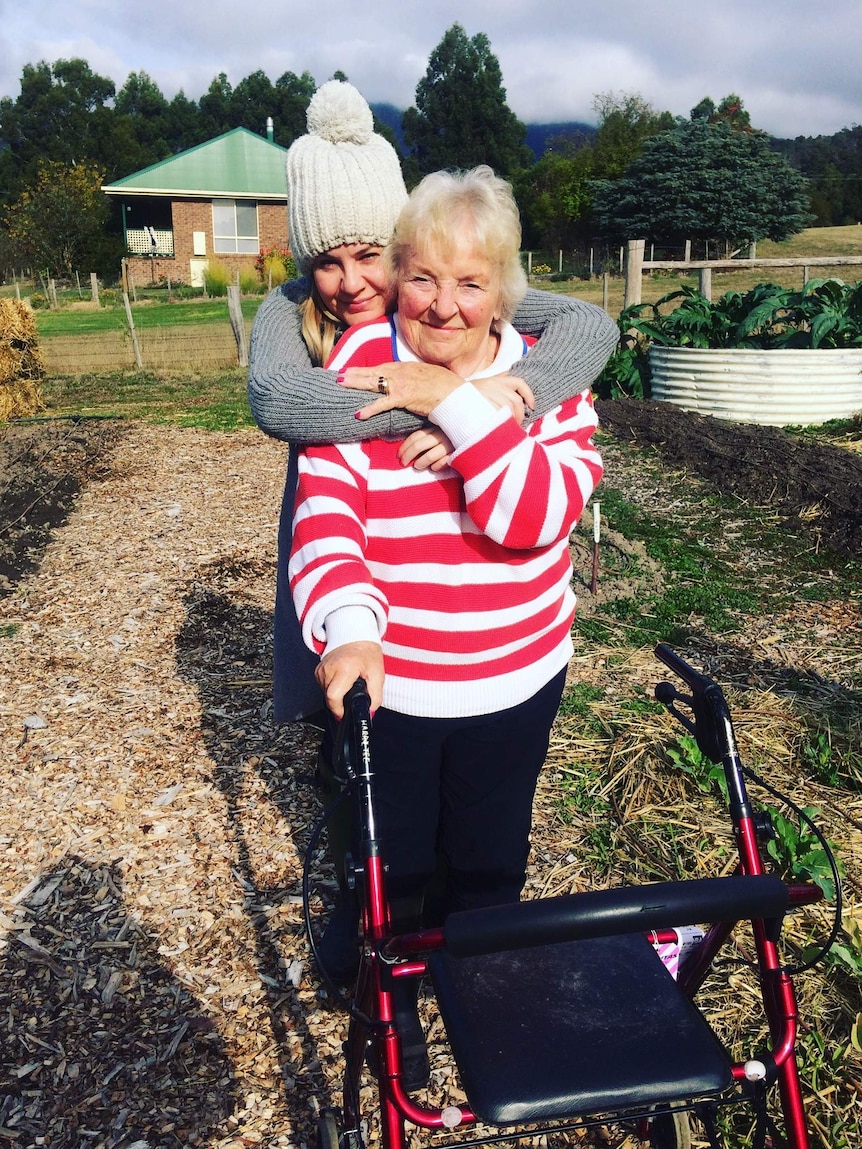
[38,321,254,375]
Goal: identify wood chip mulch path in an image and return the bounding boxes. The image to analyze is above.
[1,421,860,1149]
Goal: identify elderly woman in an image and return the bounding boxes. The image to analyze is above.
[249,82,617,990]
[289,166,604,1086]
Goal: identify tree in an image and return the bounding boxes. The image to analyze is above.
[273,70,317,145]
[591,118,813,254]
[0,59,117,203]
[590,91,674,180]
[231,69,277,135]
[3,160,117,277]
[198,73,234,138]
[513,148,595,249]
[512,92,670,251]
[402,24,531,179]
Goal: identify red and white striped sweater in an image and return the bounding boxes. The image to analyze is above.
[289,315,603,718]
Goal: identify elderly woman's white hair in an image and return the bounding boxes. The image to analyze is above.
[386,165,528,323]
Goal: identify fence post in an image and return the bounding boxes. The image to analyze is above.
[602,272,609,313]
[48,278,59,310]
[623,239,645,308]
[121,260,143,368]
[90,272,100,308]
[227,284,248,368]
[698,268,713,300]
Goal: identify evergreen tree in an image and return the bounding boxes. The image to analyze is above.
[273,71,317,145]
[198,73,234,138]
[0,59,117,203]
[231,69,277,135]
[592,118,813,253]
[402,24,531,179]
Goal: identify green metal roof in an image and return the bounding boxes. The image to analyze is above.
[102,127,288,199]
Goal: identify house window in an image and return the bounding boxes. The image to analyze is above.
[212,199,258,254]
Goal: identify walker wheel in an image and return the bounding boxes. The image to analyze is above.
[647,1108,692,1149]
[316,1108,342,1149]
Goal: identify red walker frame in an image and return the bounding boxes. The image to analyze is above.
[311,645,827,1149]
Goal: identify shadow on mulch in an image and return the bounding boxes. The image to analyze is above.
[174,565,337,1128]
[0,858,237,1148]
[0,418,125,597]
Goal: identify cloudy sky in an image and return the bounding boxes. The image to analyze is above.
[1,0,859,140]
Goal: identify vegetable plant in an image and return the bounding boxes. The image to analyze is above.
[595,277,862,399]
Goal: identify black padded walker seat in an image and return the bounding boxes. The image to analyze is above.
[428,931,733,1126]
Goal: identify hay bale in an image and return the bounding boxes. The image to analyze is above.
[0,297,45,420]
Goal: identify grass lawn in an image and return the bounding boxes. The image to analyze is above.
[32,296,264,336]
[39,367,255,431]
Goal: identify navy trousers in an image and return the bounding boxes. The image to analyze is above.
[361,668,567,921]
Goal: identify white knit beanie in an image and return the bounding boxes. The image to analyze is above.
[286,81,408,273]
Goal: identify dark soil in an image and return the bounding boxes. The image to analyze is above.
[595,399,862,556]
[1,404,860,604]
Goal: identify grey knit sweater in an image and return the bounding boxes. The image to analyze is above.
[247,279,618,723]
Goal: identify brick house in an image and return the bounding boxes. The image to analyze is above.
[101,125,289,289]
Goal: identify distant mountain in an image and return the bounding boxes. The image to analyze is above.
[370,104,596,160]
[370,103,407,151]
[523,122,596,159]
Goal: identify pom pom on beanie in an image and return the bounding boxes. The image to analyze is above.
[286,80,407,272]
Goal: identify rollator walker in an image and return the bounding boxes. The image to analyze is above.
[304,644,833,1149]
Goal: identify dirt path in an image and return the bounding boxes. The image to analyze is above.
[0,411,860,1147]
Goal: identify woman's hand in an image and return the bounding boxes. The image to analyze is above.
[316,641,385,719]
[398,428,455,471]
[473,374,535,424]
[338,361,464,419]
[339,362,535,426]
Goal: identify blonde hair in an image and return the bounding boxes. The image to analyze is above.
[386,165,527,323]
[299,288,340,366]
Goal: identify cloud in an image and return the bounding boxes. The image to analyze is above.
[1,0,859,139]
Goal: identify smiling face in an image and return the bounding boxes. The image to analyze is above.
[311,242,389,327]
[396,236,503,377]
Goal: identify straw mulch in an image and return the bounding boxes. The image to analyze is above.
[0,421,860,1148]
[0,299,45,421]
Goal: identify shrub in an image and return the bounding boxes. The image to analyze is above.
[255,246,297,286]
[99,289,117,307]
[29,292,48,310]
[202,260,231,297]
[239,268,263,294]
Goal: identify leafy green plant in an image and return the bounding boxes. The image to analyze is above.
[766,807,842,899]
[801,730,841,787]
[666,733,727,799]
[819,911,862,981]
[594,277,862,399]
